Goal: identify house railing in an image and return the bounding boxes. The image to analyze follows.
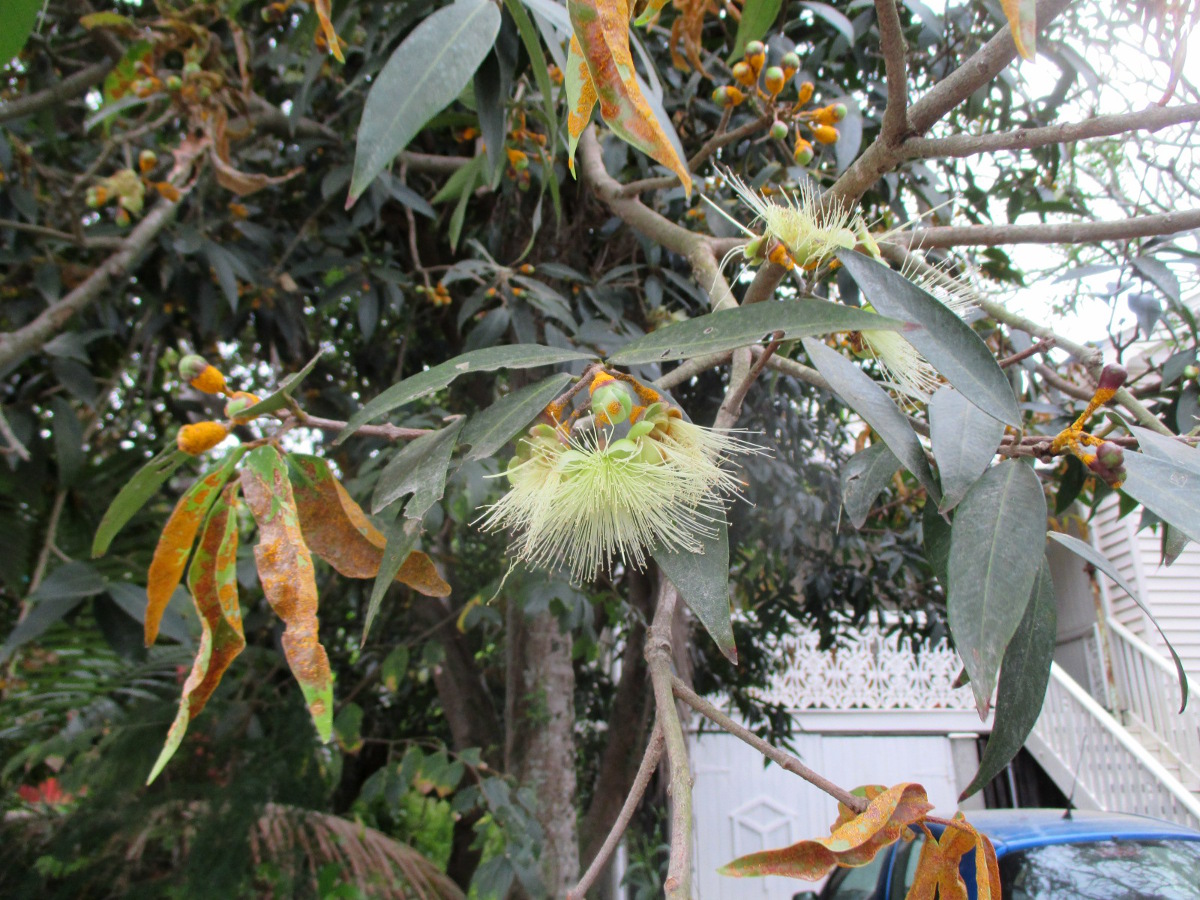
[1027,662,1200,828]
[1104,617,1200,786]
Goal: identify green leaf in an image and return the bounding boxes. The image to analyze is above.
[503,0,558,150]
[653,518,735,664]
[1121,451,1200,545]
[608,299,907,367]
[236,348,325,419]
[372,419,465,518]
[802,337,940,503]
[1048,531,1189,712]
[363,515,422,644]
[841,442,900,529]
[836,251,1020,426]
[959,558,1056,799]
[459,372,573,461]
[922,500,951,587]
[929,386,1004,512]
[0,0,42,66]
[947,460,1046,717]
[107,582,193,646]
[381,645,410,692]
[92,447,189,557]
[1165,523,1189,566]
[0,562,107,662]
[730,0,781,61]
[338,345,594,441]
[347,0,502,205]
[1129,426,1200,475]
[50,396,85,488]
[1054,455,1085,515]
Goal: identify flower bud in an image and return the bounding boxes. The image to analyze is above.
[180,355,227,394]
[796,81,814,106]
[832,102,848,122]
[781,51,801,77]
[1097,363,1128,393]
[591,383,633,425]
[812,124,839,144]
[767,241,795,271]
[138,150,157,174]
[1097,441,1124,469]
[763,66,785,97]
[793,138,814,165]
[745,41,766,74]
[770,121,789,141]
[223,391,262,424]
[177,421,230,456]
[731,61,755,86]
[712,85,746,107]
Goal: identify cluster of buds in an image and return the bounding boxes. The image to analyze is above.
[416,282,453,307]
[86,155,179,225]
[480,371,762,581]
[710,41,849,166]
[174,355,262,456]
[1049,364,1129,487]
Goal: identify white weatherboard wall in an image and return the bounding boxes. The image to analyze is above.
[689,729,968,900]
[1092,494,1200,682]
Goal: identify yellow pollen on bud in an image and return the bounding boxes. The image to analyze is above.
[177,421,230,455]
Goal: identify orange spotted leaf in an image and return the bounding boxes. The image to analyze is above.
[314,0,345,62]
[145,447,244,646]
[241,446,334,743]
[146,483,244,784]
[906,818,975,900]
[1001,0,1036,59]
[567,0,691,194]
[290,454,450,597]
[565,34,598,176]
[718,782,932,879]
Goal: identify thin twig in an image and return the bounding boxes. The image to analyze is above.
[277,412,432,442]
[0,60,113,124]
[645,577,693,900]
[0,218,124,250]
[566,725,665,900]
[671,675,869,813]
[0,406,32,461]
[890,207,1200,249]
[998,337,1055,368]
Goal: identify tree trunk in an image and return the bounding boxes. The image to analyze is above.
[507,606,580,898]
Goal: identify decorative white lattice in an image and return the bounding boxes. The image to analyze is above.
[753,624,977,711]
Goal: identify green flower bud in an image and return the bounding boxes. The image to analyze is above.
[591,383,632,425]
[179,354,210,382]
[770,121,789,142]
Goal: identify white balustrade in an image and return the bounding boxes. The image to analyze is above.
[1028,663,1200,829]
[1104,618,1200,784]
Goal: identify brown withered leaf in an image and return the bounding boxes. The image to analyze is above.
[289,454,450,597]
[241,446,333,743]
[718,783,933,879]
[146,483,244,784]
[145,448,243,646]
[314,0,346,62]
[906,814,1001,900]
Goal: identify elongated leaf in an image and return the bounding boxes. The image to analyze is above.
[290,454,450,595]
[1048,531,1188,711]
[837,252,1020,426]
[930,386,1005,512]
[947,460,1046,717]
[959,559,1055,799]
[653,517,735,664]
[372,419,464,518]
[802,337,940,503]
[503,0,558,150]
[1121,451,1200,545]
[564,34,597,176]
[923,501,951,587]
[1,0,42,65]
[1130,426,1200,475]
[1001,0,1036,59]
[107,582,193,646]
[237,349,325,419]
[338,345,592,441]
[241,446,334,742]
[841,442,900,529]
[347,0,501,204]
[147,484,244,784]
[908,815,1001,900]
[364,514,422,644]
[731,0,782,60]
[566,0,690,193]
[460,373,573,461]
[92,447,189,557]
[800,2,856,45]
[609,300,908,366]
[0,562,108,662]
[719,783,932,878]
[145,447,245,646]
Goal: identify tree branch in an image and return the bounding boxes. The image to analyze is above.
[742,260,788,305]
[645,576,693,900]
[0,60,113,124]
[891,207,1200,248]
[671,676,868,813]
[0,218,124,250]
[904,102,1200,160]
[0,183,194,372]
[875,0,910,144]
[568,725,664,900]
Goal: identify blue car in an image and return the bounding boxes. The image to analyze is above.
[794,809,1200,900]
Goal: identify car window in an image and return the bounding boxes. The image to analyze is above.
[822,852,888,900]
[1000,839,1200,899]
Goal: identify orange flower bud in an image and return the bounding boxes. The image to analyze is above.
[712,85,746,107]
[177,421,230,455]
[731,61,755,87]
[781,51,801,80]
[796,81,814,107]
[812,124,839,144]
[767,241,795,271]
[138,150,157,174]
[814,105,842,126]
[223,391,262,425]
[763,66,785,97]
[179,355,227,395]
[744,41,766,76]
[793,138,814,165]
[156,182,181,202]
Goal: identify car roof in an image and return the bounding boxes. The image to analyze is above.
[963,808,1200,854]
